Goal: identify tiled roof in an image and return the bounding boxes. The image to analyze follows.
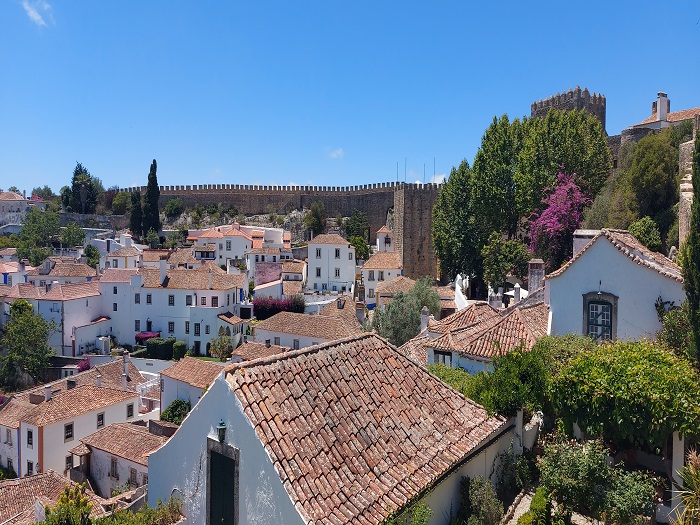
[376,275,415,296]
[225,333,508,524]
[160,356,223,389]
[308,233,349,245]
[429,302,549,359]
[0,398,36,429]
[0,191,25,201]
[0,261,20,274]
[26,262,96,278]
[547,228,683,282]
[252,239,263,249]
[397,331,429,367]
[255,311,363,341]
[167,248,198,266]
[428,302,499,334]
[141,249,171,262]
[0,247,17,256]
[632,106,700,127]
[377,225,392,234]
[22,385,138,427]
[282,260,305,273]
[140,267,246,290]
[109,246,142,257]
[231,341,290,361]
[40,281,100,301]
[4,283,44,300]
[194,243,217,251]
[195,260,227,274]
[218,311,243,325]
[246,247,282,255]
[282,280,303,296]
[198,227,224,239]
[317,296,362,327]
[99,268,139,283]
[0,470,107,524]
[221,227,253,241]
[80,423,168,466]
[363,251,402,270]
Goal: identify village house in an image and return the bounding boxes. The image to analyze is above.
[159,356,224,411]
[545,229,685,341]
[230,340,290,363]
[0,260,29,287]
[148,333,514,525]
[254,310,363,349]
[361,251,403,308]
[375,225,394,252]
[0,191,31,226]
[306,233,356,293]
[25,257,97,288]
[374,275,415,310]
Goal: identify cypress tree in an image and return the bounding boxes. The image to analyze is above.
[143,159,161,237]
[684,132,700,361]
[129,191,143,239]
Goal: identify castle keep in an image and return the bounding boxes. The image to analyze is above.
[531,86,607,133]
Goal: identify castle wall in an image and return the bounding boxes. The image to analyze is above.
[678,116,699,246]
[531,86,606,133]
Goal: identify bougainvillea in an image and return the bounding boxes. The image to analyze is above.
[529,173,590,271]
[252,295,306,320]
[77,357,90,373]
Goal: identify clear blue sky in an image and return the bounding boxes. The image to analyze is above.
[1,1,699,193]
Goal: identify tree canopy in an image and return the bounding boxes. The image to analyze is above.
[344,209,370,240]
[61,163,104,214]
[628,216,662,252]
[684,132,700,362]
[17,208,60,266]
[129,191,143,239]
[480,232,530,291]
[304,201,326,236]
[142,159,161,236]
[61,222,86,248]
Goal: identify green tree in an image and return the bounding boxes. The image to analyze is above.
[657,302,694,362]
[164,197,184,219]
[344,209,370,240]
[209,333,233,362]
[84,244,100,269]
[349,235,369,260]
[160,399,191,425]
[684,132,700,362]
[0,299,55,389]
[7,185,20,193]
[145,228,159,248]
[142,159,161,236]
[62,163,103,214]
[61,222,86,248]
[111,191,130,215]
[17,208,60,266]
[481,232,530,291]
[304,200,326,236]
[129,191,143,239]
[432,160,485,284]
[43,483,92,525]
[31,185,56,200]
[628,216,662,252]
[466,477,503,525]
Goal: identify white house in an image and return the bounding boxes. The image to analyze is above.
[0,191,30,226]
[545,229,685,341]
[306,233,356,293]
[25,258,97,288]
[627,91,700,132]
[376,225,394,252]
[253,310,363,350]
[71,422,168,498]
[159,356,225,411]
[148,333,514,525]
[375,275,415,311]
[361,251,403,308]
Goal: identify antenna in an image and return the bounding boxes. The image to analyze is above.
[404,157,407,182]
[396,161,399,182]
[423,163,425,184]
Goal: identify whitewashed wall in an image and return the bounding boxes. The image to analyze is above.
[89,446,148,499]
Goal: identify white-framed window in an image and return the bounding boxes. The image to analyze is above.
[135,293,140,304]
[219,243,223,250]
[146,294,152,304]
[27,461,33,476]
[65,455,72,472]
[127,404,134,418]
[378,271,384,281]
[113,303,118,312]
[195,323,201,336]
[5,428,11,446]
[226,241,231,250]
[186,295,192,306]
[64,422,74,442]
[110,457,119,479]
[168,322,175,333]
[143,473,148,485]
[368,288,375,298]
[316,268,321,278]
[185,321,190,334]
[212,297,218,307]
[113,286,117,294]
[168,295,175,306]
[205,325,210,335]
[434,351,452,366]
[274,337,280,346]
[293,339,300,350]
[368,270,375,281]
[335,268,340,278]
[130,467,138,486]
[27,429,33,448]
[201,296,207,306]
[335,248,340,259]
[349,252,353,260]
[583,292,618,342]
[97,412,104,428]
[135,320,140,331]
[316,248,321,259]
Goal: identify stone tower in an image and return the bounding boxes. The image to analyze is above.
[531,86,607,134]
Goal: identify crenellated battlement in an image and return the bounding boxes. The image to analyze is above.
[531,86,607,133]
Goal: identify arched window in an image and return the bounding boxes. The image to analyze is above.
[583,291,618,341]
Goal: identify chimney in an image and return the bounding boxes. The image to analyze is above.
[355,301,366,325]
[96,375,103,387]
[23,189,26,199]
[123,234,132,248]
[513,283,521,304]
[18,261,25,273]
[159,258,167,285]
[106,239,111,253]
[420,306,429,332]
[656,92,669,122]
[122,352,129,375]
[67,378,77,390]
[44,385,52,402]
[208,270,212,290]
[121,373,128,391]
[528,259,545,292]
[265,339,271,348]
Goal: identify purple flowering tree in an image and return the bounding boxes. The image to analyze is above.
[529,173,590,271]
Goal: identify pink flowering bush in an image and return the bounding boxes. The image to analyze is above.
[77,358,90,373]
[529,173,590,271]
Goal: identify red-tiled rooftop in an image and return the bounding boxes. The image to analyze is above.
[231,341,290,361]
[632,106,700,127]
[375,275,415,296]
[255,311,363,340]
[160,356,224,389]
[428,301,499,334]
[79,423,169,466]
[362,251,402,270]
[40,281,100,301]
[308,233,349,245]
[224,333,508,524]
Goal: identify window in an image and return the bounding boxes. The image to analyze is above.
[368,288,375,298]
[160,378,164,392]
[368,270,375,281]
[219,243,223,250]
[583,292,618,342]
[212,296,218,307]
[143,473,148,485]
[194,323,201,336]
[146,294,152,304]
[127,404,134,418]
[5,429,11,446]
[110,457,119,479]
[65,423,74,441]
[135,320,141,331]
[168,295,175,306]
[65,455,72,472]
[135,293,140,304]
[335,268,340,278]
[315,268,321,278]
[186,295,192,306]
[7,458,12,472]
[27,461,33,476]
[185,321,190,334]
[349,252,353,260]
[27,429,33,448]
[130,467,138,486]
[113,286,117,294]
[40,280,46,287]
[274,337,280,346]
[293,339,300,350]
[201,296,207,306]
[113,259,119,268]
[113,303,118,312]
[205,325,210,335]
[378,271,384,281]
[97,413,104,428]
[226,241,231,251]
[335,248,340,259]
[316,248,321,259]
[167,322,174,333]
[434,350,452,366]
[255,255,259,263]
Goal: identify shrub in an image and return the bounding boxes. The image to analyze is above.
[145,337,176,360]
[467,476,503,525]
[160,399,191,425]
[252,295,306,320]
[173,341,187,360]
[529,485,552,525]
[77,358,90,372]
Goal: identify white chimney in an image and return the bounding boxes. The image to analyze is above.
[159,259,167,285]
[513,283,521,304]
[96,375,103,387]
[208,271,212,290]
[44,385,52,401]
[355,301,366,325]
[122,352,129,375]
[420,306,429,332]
[657,92,669,122]
[122,373,128,391]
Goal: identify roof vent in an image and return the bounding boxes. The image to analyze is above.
[67,379,77,390]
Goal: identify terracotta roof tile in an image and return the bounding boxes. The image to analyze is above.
[362,252,402,270]
[282,260,305,273]
[99,268,139,283]
[141,249,171,262]
[375,276,415,296]
[547,228,682,282]
[221,227,253,240]
[140,267,246,290]
[40,281,100,301]
[225,333,507,524]
[246,247,283,255]
[159,356,223,389]
[108,246,142,257]
[376,226,392,234]
[308,233,349,246]
[232,341,290,361]
[428,302,499,334]
[283,280,303,296]
[167,248,198,266]
[26,262,96,278]
[632,106,700,127]
[218,311,243,325]
[194,243,217,251]
[0,470,107,523]
[0,398,36,429]
[4,283,44,300]
[317,296,362,328]
[255,311,363,341]
[198,227,225,239]
[0,191,26,201]
[80,423,168,466]
[397,331,429,367]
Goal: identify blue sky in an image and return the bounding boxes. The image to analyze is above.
[1,1,699,193]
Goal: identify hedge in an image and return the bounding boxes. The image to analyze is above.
[173,341,187,360]
[145,337,176,360]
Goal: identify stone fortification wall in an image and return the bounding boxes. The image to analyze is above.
[679,115,700,246]
[531,86,606,133]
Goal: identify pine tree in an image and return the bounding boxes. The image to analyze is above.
[683,133,700,361]
[129,191,143,239]
[142,159,161,237]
